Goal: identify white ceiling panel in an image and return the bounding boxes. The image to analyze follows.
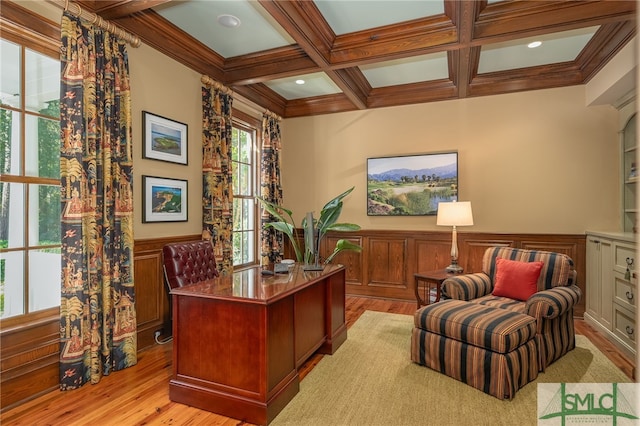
[264,72,342,100]
[313,0,444,35]
[478,26,600,74]
[360,52,449,88]
[153,0,294,58]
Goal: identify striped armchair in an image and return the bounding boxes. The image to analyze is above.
[441,247,581,369]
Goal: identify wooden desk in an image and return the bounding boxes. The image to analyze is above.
[414,269,461,308]
[169,264,347,425]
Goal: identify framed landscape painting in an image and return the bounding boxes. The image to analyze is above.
[367,152,458,216]
[143,111,188,165]
[142,176,188,223]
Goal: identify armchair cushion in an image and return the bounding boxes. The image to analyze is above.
[441,273,492,301]
[414,300,537,354]
[492,258,544,301]
[525,284,582,321]
[483,247,575,290]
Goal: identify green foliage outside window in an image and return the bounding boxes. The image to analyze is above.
[0,108,11,244]
[37,100,61,244]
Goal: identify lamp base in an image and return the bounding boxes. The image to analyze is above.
[445,264,463,273]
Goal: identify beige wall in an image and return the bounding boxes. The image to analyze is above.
[129,44,205,239]
[282,87,621,234]
[18,1,631,238]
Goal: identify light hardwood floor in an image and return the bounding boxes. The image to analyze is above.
[1,296,634,425]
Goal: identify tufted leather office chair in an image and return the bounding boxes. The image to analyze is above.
[162,240,220,291]
[158,240,219,342]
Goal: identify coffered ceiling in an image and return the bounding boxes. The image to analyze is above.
[72,1,636,117]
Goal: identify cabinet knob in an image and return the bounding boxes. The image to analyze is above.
[626,291,634,301]
[626,325,635,336]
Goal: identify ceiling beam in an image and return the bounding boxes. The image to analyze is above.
[329,16,458,67]
[257,0,333,67]
[474,0,637,43]
[453,1,483,98]
[224,46,318,86]
[468,62,584,98]
[76,0,171,20]
[577,20,637,82]
[258,0,367,110]
[60,0,638,118]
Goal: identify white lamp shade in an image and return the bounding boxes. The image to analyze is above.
[436,201,474,227]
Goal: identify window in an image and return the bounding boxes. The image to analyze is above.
[0,38,61,319]
[231,114,259,267]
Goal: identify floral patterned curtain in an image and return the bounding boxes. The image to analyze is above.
[59,11,137,389]
[202,84,234,275]
[260,113,283,267]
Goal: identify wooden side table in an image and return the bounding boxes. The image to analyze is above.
[414,269,462,308]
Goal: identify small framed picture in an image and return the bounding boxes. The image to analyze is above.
[143,111,188,165]
[142,176,188,223]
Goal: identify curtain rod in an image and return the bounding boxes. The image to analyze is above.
[201,75,283,120]
[48,0,141,48]
[201,75,232,94]
[263,110,282,121]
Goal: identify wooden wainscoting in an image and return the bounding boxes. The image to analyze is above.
[0,230,585,412]
[0,234,201,413]
[133,234,202,349]
[0,309,59,412]
[322,231,586,317]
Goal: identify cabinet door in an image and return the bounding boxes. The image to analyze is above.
[585,238,601,318]
[586,237,613,329]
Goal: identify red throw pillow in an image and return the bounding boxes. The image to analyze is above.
[492,257,544,301]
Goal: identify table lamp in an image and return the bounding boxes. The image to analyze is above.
[436,200,474,273]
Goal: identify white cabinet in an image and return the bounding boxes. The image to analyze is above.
[585,231,636,358]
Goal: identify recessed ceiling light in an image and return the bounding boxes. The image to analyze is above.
[217,14,241,28]
[527,41,542,48]
[295,79,305,85]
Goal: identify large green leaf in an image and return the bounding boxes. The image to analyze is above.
[318,201,342,233]
[324,239,362,264]
[263,221,294,236]
[256,187,360,265]
[257,197,303,262]
[326,223,361,232]
[256,197,293,223]
[321,187,354,211]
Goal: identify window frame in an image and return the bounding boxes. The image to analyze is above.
[231,109,261,270]
[0,5,61,328]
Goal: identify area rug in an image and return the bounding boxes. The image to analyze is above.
[271,310,631,426]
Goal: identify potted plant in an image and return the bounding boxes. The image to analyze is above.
[257,187,362,270]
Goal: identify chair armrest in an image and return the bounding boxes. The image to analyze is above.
[441,273,492,301]
[525,284,582,319]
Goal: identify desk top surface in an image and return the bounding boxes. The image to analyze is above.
[170,263,345,304]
